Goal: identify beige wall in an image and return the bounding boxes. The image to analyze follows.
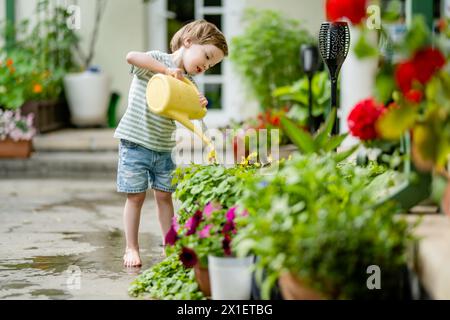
[245,0,326,36]
[2,0,146,116]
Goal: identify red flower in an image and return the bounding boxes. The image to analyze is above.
[347,98,385,141]
[222,220,236,234]
[395,61,416,94]
[222,234,232,256]
[164,225,178,246]
[405,89,423,104]
[270,115,281,127]
[395,47,446,96]
[326,0,368,25]
[412,47,446,85]
[179,247,198,268]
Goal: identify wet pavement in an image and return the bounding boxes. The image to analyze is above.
[0,179,165,300]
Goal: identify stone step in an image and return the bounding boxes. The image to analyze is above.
[34,129,118,152]
[0,152,118,179]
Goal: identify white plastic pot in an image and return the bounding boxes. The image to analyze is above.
[64,71,111,126]
[208,255,254,300]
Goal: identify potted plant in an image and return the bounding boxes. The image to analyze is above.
[128,159,260,300]
[345,13,450,214]
[0,1,81,133]
[165,203,252,299]
[234,152,417,300]
[0,109,36,158]
[63,0,111,127]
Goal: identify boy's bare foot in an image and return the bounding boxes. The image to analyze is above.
[123,248,142,267]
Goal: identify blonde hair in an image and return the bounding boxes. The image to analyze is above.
[170,19,228,56]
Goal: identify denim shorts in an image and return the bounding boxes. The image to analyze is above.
[117,139,177,194]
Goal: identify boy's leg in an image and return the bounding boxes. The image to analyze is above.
[123,192,146,267]
[154,190,175,245]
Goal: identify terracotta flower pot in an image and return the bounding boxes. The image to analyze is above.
[194,264,211,297]
[0,139,33,159]
[278,273,324,300]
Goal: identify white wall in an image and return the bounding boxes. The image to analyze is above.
[245,0,326,36]
[2,0,147,117]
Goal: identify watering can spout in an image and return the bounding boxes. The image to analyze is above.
[168,110,212,147]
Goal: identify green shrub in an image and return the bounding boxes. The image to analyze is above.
[230,9,313,109]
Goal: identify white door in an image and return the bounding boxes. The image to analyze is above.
[146,0,245,128]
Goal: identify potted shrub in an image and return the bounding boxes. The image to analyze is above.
[0,109,36,158]
[234,153,417,300]
[63,0,111,127]
[0,1,79,133]
[165,203,253,299]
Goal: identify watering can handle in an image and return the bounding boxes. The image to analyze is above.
[181,77,208,115]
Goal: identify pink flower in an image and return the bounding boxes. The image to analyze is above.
[164,225,178,246]
[185,210,203,235]
[203,202,222,218]
[226,207,237,222]
[171,216,179,232]
[241,209,249,217]
[198,224,213,239]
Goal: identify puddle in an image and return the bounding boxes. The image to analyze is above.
[0,230,162,300]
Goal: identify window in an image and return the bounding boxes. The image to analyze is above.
[164,0,225,111]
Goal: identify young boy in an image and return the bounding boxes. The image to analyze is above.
[114,20,228,267]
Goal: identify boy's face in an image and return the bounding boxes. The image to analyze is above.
[182,41,225,75]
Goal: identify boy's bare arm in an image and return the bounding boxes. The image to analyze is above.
[126,51,184,80]
[126,51,168,74]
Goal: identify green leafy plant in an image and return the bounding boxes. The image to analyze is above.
[273,71,331,123]
[130,161,259,300]
[172,162,258,221]
[128,253,205,300]
[281,108,357,162]
[234,153,417,300]
[230,9,313,109]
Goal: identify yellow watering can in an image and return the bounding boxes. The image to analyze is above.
[146,74,212,147]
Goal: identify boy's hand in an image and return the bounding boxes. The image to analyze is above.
[165,67,185,80]
[199,94,208,108]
